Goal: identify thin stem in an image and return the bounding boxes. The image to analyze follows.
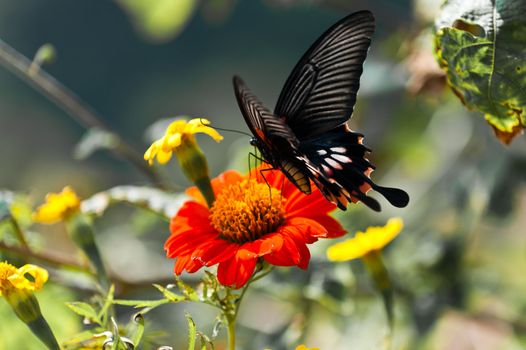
[0,241,90,273]
[227,317,236,350]
[0,38,164,187]
[10,218,30,250]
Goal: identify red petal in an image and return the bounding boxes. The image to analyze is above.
[263,233,301,267]
[217,253,257,289]
[237,233,284,259]
[285,217,327,240]
[170,202,213,234]
[174,255,203,275]
[165,229,217,257]
[192,239,237,266]
[285,190,337,218]
[311,215,347,238]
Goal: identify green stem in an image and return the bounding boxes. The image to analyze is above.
[0,37,164,188]
[226,316,236,350]
[224,262,272,350]
[27,316,61,350]
[195,176,215,208]
[362,251,394,329]
[10,217,30,250]
[0,240,91,273]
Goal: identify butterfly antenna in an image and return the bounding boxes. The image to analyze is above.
[198,118,252,138]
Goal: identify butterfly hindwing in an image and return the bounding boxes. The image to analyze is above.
[300,126,409,210]
[274,10,375,140]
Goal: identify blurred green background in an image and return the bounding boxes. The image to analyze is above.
[1,0,526,349]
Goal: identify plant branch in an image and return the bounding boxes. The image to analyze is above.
[0,240,89,273]
[0,38,164,187]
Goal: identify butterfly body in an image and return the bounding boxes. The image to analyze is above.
[234,10,409,211]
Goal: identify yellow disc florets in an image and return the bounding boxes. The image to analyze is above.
[209,179,285,243]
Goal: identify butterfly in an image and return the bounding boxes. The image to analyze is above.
[233,10,409,211]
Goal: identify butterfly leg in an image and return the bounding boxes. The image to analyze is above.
[248,150,268,181]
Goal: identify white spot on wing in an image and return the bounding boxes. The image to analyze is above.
[325,158,343,170]
[317,150,327,155]
[332,154,352,163]
[322,165,332,175]
[330,147,346,153]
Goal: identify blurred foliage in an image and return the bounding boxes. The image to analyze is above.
[1,0,526,349]
[115,0,198,43]
[435,0,526,143]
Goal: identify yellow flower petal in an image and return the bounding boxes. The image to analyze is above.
[144,118,223,167]
[327,217,404,262]
[156,149,173,164]
[8,264,49,292]
[166,133,182,149]
[33,186,81,224]
[0,262,18,296]
[295,345,319,350]
[0,262,48,296]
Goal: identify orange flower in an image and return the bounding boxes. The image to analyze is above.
[165,167,346,288]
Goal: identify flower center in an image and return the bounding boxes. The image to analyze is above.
[209,179,285,243]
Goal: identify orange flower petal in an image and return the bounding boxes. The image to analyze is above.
[311,215,347,238]
[174,255,202,274]
[217,253,257,288]
[237,233,284,260]
[193,239,237,266]
[170,202,212,232]
[285,188,336,218]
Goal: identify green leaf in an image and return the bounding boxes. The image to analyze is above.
[65,302,102,325]
[113,298,170,309]
[153,284,187,303]
[176,278,200,302]
[130,313,145,346]
[81,185,188,219]
[435,0,526,143]
[185,312,197,350]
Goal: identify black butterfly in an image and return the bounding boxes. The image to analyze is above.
[233,10,409,211]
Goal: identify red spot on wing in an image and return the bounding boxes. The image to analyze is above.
[255,128,267,142]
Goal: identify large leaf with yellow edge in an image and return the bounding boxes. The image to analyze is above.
[435,0,526,143]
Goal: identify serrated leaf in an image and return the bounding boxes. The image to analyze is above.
[435,0,526,143]
[74,127,120,160]
[113,299,170,309]
[66,302,102,325]
[185,312,197,350]
[81,185,188,219]
[176,278,199,302]
[153,284,187,303]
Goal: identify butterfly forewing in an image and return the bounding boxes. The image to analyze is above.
[233,76,297,147]
[274,10,375,140]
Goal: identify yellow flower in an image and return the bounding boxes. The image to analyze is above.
[327,218,404,261]
[0,262,48,297]
[144,118,223,166]
[33,186,81,224]
[295,345,320,350]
